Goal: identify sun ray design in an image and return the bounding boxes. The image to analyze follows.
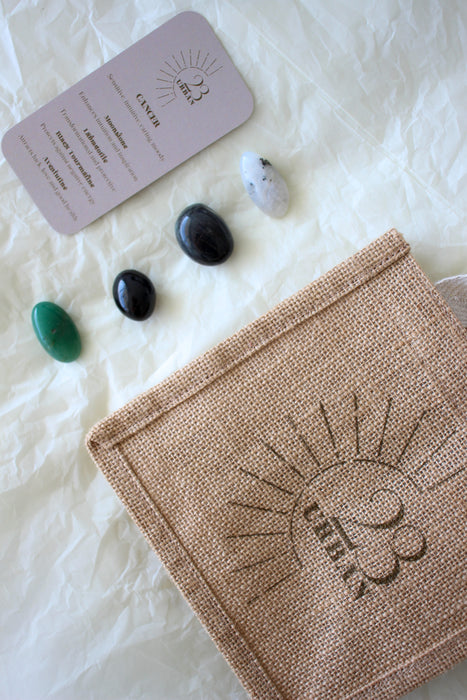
[426,464,466,489]
[319,401,339,457]
[226,531,287,539]
[247,570,302,606]
[286,415,321,469]
[156,48,223,107]
[204,58,223,76]
[354,393,360,456]
[172,54,182,71]
[415,429,457,473]
[160,68,175,79]
[396,410,427,464]
[377,397,392,457]
[228,500,290,516]
[239,467,295,496]
[207,64,223,77]
[261,440,306,481]
[227,393,465,606]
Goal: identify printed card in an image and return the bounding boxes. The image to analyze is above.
[2,12,253,234]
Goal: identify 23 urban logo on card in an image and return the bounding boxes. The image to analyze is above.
[156,48,222,107]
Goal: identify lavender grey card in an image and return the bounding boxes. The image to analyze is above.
[2,12,253,234]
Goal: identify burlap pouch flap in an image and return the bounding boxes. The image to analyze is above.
[86,230,467,700]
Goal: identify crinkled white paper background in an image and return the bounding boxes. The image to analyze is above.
[1,1,467,698]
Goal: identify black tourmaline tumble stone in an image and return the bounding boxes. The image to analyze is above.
[175,203,234,265]
[112,269,156,321]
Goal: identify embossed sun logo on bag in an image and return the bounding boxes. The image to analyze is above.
[226,394,466,605]
[298,484,426,599]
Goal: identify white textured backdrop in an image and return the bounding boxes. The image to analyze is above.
[1,1,466,698]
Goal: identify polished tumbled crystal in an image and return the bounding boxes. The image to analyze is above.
[113,269,156,321]
[240,151,289,218]
[175,203,234,265]
[31,301,81,362]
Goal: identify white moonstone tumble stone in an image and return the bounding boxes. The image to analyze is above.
[240,152,289,218]
[435,274,467,327]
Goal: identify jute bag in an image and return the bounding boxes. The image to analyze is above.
[86,230,467,699]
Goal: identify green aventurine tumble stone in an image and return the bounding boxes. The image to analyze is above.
[31,302,81,362]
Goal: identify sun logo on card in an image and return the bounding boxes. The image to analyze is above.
[156,49,223,107]
[225,394,465,605]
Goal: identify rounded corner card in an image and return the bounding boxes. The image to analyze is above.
[2,12,254,235]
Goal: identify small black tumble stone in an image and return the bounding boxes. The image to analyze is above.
[112,269,156,321]
[175,203,234,265]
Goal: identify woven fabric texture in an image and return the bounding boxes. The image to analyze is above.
[87,230,467,699]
